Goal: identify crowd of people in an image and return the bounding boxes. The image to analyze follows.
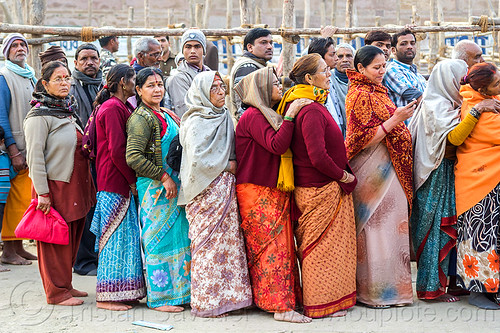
[0,23,500,323]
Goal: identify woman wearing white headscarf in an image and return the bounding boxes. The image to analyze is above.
[179,71,252,318]
[409,59,500,302]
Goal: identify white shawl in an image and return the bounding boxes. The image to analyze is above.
[178,71,235,205]
[408,59,468,191]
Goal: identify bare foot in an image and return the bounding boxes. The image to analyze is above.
[97,301,132,311]
[70,289,88,297]
[56,297,84,306]
[0,253,32,265]
[151,305,184,312]
[16,248,37,260]
[434,293,459,302]
[274,310,312,323]
[0,264,10,272]
[329,310,347,318]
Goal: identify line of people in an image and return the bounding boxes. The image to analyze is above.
[0,25,500,323]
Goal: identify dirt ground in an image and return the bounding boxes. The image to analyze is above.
[0,242,499,333]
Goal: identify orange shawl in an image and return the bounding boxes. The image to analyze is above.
[455,84,500,216]
[345,70,413,206]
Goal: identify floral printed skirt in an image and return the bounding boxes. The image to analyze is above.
[186,172,253,317]
[457,182,500,293]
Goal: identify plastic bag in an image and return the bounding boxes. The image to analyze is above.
[15,199,69,245]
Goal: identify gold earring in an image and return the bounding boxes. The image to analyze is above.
[123,85,126,90]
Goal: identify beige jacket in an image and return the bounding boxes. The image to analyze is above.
[24,115,82,195]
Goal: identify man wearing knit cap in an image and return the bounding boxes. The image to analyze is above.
[38,45,68,67]
[166,28,210,118]
[0,33,38,267]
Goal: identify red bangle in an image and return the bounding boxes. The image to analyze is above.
[39,193,49,197]
[380,123,389,135]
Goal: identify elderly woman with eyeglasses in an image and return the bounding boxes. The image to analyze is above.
[179,71,252,318]
[24,60,96,306]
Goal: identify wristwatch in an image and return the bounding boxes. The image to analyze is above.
[470,107,481,119]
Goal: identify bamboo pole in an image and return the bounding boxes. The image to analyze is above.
[281,0,295,80]
[344,0,353,43]
[88,0,93,26]
[438,2,446,58]
[1,23,500,42]
[226,0,234,74]
[29,0,45,78]
[255,7,262,25]
[144,0,149,28]
[195,3,204,28]
[127,6,133,62]
[396,0,401,25]
[331,0,337,26]
[320,0,326,27]
[189,0,195,27]
[304,0,310,46]
[203,0,212,29]
[240,0,249,27]
[412,5,422,70]
[428,0,439,73]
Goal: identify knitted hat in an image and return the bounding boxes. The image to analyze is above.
[1,33,29,60]
[181,29,206,54]
[39,45,67,66]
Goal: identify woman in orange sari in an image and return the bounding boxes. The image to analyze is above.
[287,54,357,318]
[234,67,311,323]
[455,62,500,310]
[345,46,416,308]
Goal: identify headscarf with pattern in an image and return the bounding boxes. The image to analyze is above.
[345,69,413,206]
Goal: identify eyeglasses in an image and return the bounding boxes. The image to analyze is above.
[316,67,331,76]
[210,83,227,93]
[145,52,161,58]
[50,77,71,84]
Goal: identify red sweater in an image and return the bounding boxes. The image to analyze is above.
[290,102,357,194]
[95,96,136,198]
[235,106,295,187]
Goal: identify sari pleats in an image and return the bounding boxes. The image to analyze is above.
[236,183,301,312]
[294,180,357,318]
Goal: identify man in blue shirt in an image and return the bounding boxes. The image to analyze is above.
[383,29,427,125]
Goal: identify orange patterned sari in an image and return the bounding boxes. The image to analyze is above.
[294,181,357,318]
[236,183,301,312]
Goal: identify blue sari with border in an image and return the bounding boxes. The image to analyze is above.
[137,113,191,308]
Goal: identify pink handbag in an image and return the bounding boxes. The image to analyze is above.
[15,199,69,245]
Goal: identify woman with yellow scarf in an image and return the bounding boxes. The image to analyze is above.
[286,53,357,318]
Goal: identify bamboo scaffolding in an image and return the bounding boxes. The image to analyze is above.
[2,22,499,44]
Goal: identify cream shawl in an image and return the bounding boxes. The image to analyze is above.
[408,59,467,191]
[178,71,235,205]
[234,66,283,130]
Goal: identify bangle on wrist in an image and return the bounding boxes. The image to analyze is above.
[380,123,389,135]
[470,107,481,119]
[284,116,294,122]
[160,172,169,183]
[10,152,21,159]
[340,170,349,183]
[39,193,50,198]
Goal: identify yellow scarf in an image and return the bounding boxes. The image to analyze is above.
[275,84,329,191]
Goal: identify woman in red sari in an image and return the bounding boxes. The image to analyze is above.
[234,67,311,323]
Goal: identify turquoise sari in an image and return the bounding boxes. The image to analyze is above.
[137,113,191,308]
